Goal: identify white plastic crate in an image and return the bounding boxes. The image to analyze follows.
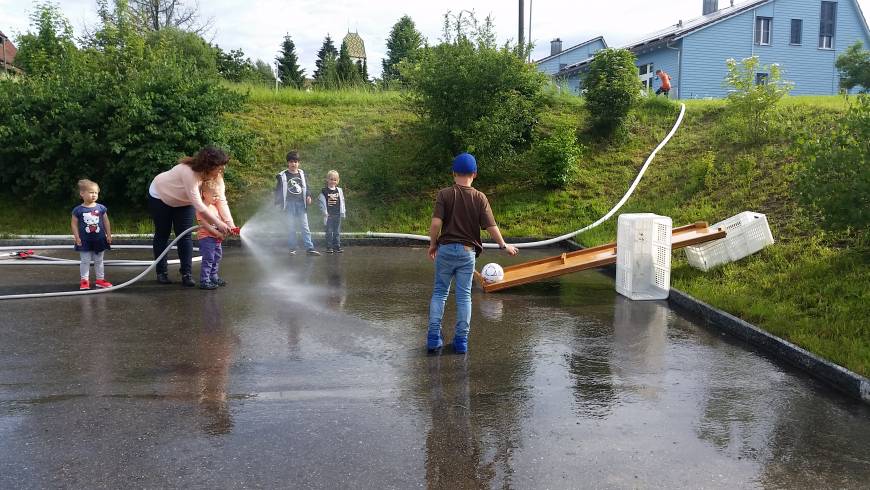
[685,211,775,271]
[615,213,672,300]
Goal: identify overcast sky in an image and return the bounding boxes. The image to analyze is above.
[2,0,869,78]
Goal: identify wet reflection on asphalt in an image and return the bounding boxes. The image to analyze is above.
[1,246,868,488]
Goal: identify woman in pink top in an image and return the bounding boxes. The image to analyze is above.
[148,146,235,286]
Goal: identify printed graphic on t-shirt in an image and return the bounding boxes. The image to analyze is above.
[82,210,101,234]
[324,188,340,215]
[287,173,304,201]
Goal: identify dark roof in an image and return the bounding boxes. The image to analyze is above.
[556,0,771,76]
[534,36,607,64]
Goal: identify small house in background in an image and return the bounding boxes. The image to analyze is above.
[0,30,20,73]
[535,36,607,92]
[539,0,870,98]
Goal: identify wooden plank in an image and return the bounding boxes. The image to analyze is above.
[477,222,726,293]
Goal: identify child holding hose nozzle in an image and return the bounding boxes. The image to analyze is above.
[196,180,238,290]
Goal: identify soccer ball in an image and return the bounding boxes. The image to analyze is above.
[480,263,504,283]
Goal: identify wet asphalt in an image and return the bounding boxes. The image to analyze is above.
[1,245,869,489]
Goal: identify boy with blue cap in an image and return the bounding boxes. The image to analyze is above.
[426,152,518,354]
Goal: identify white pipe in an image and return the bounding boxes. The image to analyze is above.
[367,103,686,248]
[1,103,686,289]
[0,226,200,300]
[0,245,202,266]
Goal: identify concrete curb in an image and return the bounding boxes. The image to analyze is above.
[669,288,870,405]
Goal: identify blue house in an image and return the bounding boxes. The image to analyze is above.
[535,37,607,92]
[544,0,870,98]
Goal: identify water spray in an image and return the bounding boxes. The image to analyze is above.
[2,103,686,299]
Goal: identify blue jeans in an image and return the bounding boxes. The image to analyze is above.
[428,243,476,339]
[325,215,342,249]
[285,200,314,251]
[199,237,222,283]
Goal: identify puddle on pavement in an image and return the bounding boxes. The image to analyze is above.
[1,246,868,488]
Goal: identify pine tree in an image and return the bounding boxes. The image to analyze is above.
[357,59,369,83]
[337,40,361,86]
[275,34,305,88]
[318,52,340,89]
[313,34,338,81]
[382,15,423,84]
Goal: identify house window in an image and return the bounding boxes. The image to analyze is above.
[638,63,654,91]
[756,73,769,85]
[790,19,803,44]
[755,17,772,45]
[819,1,837,49]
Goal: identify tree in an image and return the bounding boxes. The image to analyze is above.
[337,40,361,86]
[382,15,423,85]
[129,0,214,34]
[357,59,369,83]
[316,51,340,89]
[14,2,77,75]
[254,59,276,84]
[275,34,305,88]
[0,0,253,204]
[313,34,338,81]
[403,11,548,181]
[583,48,640,136]
[145,27,217,74]
[723,56,793,143]
[836,41,870,93]
[215,46,251,82]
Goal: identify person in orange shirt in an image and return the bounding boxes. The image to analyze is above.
[655,69,671,97]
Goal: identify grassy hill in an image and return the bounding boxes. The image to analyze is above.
[4,86,867,377]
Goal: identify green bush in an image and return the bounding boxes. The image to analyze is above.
[0,3,254,206]
[401,11,548,183]
[582,48,640,136]
[723,56,792,144]
[795,95,870,231]
[835,41,870,93]
[532,116,584,189]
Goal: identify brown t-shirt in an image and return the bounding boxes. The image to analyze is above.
[433,184,497,256]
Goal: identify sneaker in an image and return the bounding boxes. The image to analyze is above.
[156,273,172,284]
[79,279,90,290]
[427,332,443,351]
[325,248,334,254]
[452,336,468,354]
[335,248,344,253]
[288,249,297,256]
[199,281,218,290]
[181,274,196,288]
[306,249,321,256]
[94,279,113,289]
[211,277,227,287]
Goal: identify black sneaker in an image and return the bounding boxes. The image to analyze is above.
[156,273,172,284]
[306,249,321,256]
[181,274,196,287]
[335,248,343,253]
[199,281,218,290]
[325,248,334,254]
[288,249,297,256]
